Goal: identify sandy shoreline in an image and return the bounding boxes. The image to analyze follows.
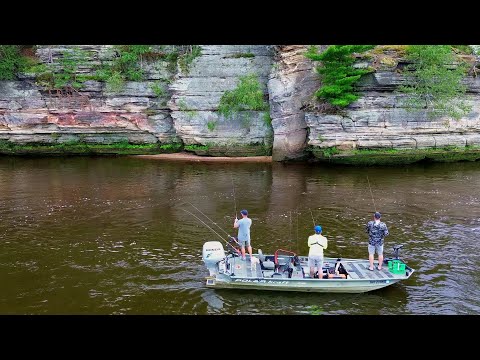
[130,152,272,163]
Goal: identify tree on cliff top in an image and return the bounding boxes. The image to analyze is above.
[305,45,375,107]
[398,45,471,120]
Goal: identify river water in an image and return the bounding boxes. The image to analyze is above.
[0,156,479,314]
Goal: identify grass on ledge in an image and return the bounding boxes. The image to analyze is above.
[0,140,182,155]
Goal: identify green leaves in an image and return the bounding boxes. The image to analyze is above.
[398,45,471,119]
[305,45,375,108]
[218,74,269,119]
[0,46,22,80]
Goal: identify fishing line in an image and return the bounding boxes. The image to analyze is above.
[367,175,377,212]
[231,175,237,219]
[309,208,316,227]
[186,201,231,238]
[182,208,227,243]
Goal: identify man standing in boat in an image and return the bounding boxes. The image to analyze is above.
[365,212,389,271]
[308,225,328,279]
[234,209,252,261]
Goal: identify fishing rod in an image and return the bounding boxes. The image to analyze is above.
[296,208,299,254]
[366,175,377,212]
[182,208,226,242]
[186,201,231,238]
[184,202,244,249]
[182,208,241,254]
[309,208,316,227]
[231,175,237,219]
[289,210,292,242]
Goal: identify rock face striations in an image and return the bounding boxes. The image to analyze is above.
[267,45,321,161]
[168,45,274,156]
[306,70,480,155]
[1,45,480,164]
[1,45,178,148]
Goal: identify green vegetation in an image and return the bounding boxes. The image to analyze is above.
[218,74,269,118]
[178,99,188,111]
[207,120,217,131]
[310,305,323,315]
[51,48,89,89]
[186,110,198,119]
[305,45,375,107]
[230,53,255,58]
[262,111,271,126]
[0,46,24,80]
[398,45,471,120]
[0,45,38,80]
[158,143,183,152]
[178,45,201,74]
[322,146,340,158]
[96,45,155,92]
[185,144,209,151]
[150,82,165,97]
[0,139,182,155]
[1,45,89,90]
[451,45,474,54]
[310,145,480,165]
[177,99,198,118]
[95,45,192,92]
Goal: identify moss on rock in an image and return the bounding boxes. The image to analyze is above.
[0,140,182,156]
[310,146,480,166]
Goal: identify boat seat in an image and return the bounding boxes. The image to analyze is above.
[257,249,265,262]
[263,270,274,278]
[262,260,275,270]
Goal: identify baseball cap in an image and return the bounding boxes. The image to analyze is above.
[374,212,381,219]
[314,225,322,233]
[240,209,248,215]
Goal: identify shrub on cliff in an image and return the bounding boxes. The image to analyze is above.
[0,45,37,80]
[218,74,268,118]
[305,45,375,107]
[398,45,471,119]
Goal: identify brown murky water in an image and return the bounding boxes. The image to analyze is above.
[0,156,479,314]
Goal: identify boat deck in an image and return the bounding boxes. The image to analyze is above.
[226,255,407,280]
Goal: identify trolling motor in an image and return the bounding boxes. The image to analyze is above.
[383,244,404,264]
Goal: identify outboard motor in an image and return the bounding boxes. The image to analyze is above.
[202,241,226,276]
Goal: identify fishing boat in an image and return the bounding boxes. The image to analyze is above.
[202,240,415,293]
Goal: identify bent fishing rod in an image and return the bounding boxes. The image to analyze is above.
[308,208,324,248]
[366,175,377,212]
[184,201,257,251]
[182,208,241,253]
[185,201,236,239]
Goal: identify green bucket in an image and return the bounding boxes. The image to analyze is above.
[388,260,405,274]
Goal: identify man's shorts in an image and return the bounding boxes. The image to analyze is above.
[239,239,251,247]
[308,255,324,269]
[368,244,384,256]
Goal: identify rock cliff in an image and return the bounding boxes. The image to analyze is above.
[169,45,274,156]
[1,45,480,164]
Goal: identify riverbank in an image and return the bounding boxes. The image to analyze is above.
[132,152,272,162]
[1,140,480,165]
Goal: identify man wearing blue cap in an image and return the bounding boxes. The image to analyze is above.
[365,212,389,271]
[307,225,328,279]
[234,209,252,261]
